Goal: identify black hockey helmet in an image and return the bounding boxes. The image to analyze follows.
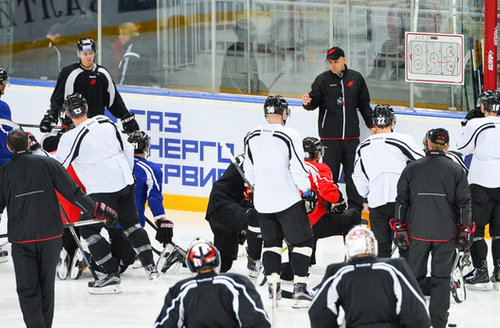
[127,130,151,154]
[477,90,500,112]
[423,128,449,150]
[186,238,220,273]
[303,136,324,159]
[264,95,290,119]
[0,67,9,86]
[372,104,395,127]
[77,37,96,53]
[63,93,88,118]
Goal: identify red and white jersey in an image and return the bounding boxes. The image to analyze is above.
[305,160,341,225]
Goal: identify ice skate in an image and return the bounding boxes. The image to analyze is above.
[0,247,9,263]
[268,282,282,302]
[56,248,70,280]
[247,257,262,278]
[88,272,121,294]
[146,263,160,281]
[465,264,492,291]
[69,249,88,280]
[292,282,314,308]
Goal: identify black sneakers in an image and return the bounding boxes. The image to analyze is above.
[88,272,122,294]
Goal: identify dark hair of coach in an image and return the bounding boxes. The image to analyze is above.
[7,129,29,152]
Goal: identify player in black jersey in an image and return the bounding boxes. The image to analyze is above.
[39,37,139,134]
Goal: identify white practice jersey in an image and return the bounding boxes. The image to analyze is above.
[353,132,424,208]
[457,116,500,187]
[244,123,310,213]
[55,115,134,194]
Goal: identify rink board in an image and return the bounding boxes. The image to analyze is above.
[4,80,467,213]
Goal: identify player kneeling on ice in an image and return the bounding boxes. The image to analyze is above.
[0,129,118,328]
[205,150,264,277]
[309,225,431,328]
[54,93,159,294]
[303,136,363,264]
[153,238,271,328]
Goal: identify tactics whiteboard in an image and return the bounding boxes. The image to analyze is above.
[405,32,464,85]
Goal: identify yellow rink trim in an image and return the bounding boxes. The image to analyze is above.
[163,194,209,213]
[361,210,491,239]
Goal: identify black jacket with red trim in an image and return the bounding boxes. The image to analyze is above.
[395,150,472,241]
[0,149,96,243]
[303,66,373,139]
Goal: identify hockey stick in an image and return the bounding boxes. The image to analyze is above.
[450,248,467,303]
[0,233,7,239]
[144,216,187,261]
[220,142,253,192]
[59,203,99,281]
[0,118,63,131]
[63,219,107,228]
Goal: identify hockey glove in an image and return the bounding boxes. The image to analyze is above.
[93,202,119,228]
[26,132,41,151]
[243,185,253,207]
[302,189,318,214]
[155,218,174,244]
[456,223,476,251]
[121,112,140,134]
[238,230,247,245]
[332,190,347,213]
[40,110,57,133]
[389,219,409,250]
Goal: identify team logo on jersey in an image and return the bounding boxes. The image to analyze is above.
[90,79,96,85]
[329,84,337,87]
[348,81,354,86]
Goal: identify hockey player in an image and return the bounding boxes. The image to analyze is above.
[0,68,12,263]
[309,225,431,328]
[352,104,424,258]
[206,152,263,275]
[127,130,175,269]
[457,89,500,290]
[0,129,118,328]
[394,128,473,328]
[39,37,139,134]
[244,95,316,308]
[154,238,271,328]
[54,93,158,293]
[302,46,376,212]
[303,136,363,263]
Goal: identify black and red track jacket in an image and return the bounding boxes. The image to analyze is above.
[303,66,374,140]
[395,150,472,241]
[0,149,96,243]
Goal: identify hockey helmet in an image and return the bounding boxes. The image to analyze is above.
[423,127,449,150]
[345,225,378,259]
[372,104,395,127]
[77,37,96,53]
[63,93,88,118]
[0,67,9,86]
[264,95,290,119]
[186,238,220,273]
[303,136,324,159]
[477,90,500,112]
[127,130,151,154]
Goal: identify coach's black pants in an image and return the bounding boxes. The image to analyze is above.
[322,139,364,212]
[409,239,455,328]
[12,237,62,328]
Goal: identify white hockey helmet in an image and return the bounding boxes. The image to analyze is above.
[345,225,378,259]
[186,238,220,273]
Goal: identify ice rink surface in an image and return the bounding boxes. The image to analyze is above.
[1,210,500,328]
